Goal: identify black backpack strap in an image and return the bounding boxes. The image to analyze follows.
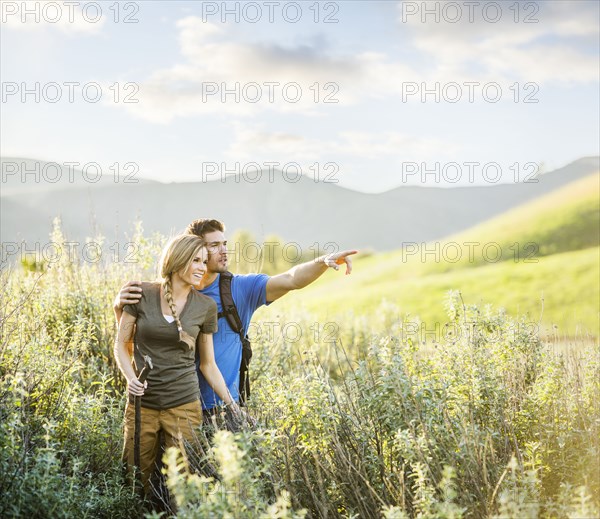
[218,271,243,333]
[218,272,252,404]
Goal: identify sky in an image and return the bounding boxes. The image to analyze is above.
[1,0,599,193]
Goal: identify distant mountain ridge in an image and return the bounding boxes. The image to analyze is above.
[1,156,598,251]
[1,157,160,195]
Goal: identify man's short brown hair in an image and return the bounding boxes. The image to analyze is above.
[185,219,225,238]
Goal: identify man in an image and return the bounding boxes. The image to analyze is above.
[114,218,357,414]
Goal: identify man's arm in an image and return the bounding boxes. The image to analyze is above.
[113,281,143,322]
[266,250,357,303]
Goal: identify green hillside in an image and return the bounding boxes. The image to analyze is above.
[424,173,600,273]
[263,174,600,337]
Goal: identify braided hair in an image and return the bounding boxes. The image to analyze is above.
[158,234,205,350]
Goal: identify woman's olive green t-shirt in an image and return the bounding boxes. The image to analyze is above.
[123,282,218,410]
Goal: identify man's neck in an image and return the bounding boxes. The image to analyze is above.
[197,271,219,290]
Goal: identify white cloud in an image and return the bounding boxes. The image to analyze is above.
[1,1,105,34]
[398,0,599,84]
[119,15,422,123]
[226,123,324,161]
[117,2,598,124]
[333,131,452,159]
[175,16,358,80]
[119,16,372,123]
[221,123,460,192]
[226,122,452,164]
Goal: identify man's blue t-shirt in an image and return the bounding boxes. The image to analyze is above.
[196,273,269,409]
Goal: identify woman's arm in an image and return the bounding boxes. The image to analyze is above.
[197,333,239,410]
[114,312,145,396]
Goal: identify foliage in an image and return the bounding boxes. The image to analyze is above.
[246,291,599,518]
[1,222,598,517]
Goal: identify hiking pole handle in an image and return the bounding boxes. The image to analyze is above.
[137,363,152,385]
[128,355,153,405]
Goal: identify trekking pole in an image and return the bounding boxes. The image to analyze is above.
[133,354,153,497]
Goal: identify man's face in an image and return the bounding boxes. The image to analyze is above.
[203,230,228,273]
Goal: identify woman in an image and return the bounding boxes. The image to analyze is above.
[114,234,240,495]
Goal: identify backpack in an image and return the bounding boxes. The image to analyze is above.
[218,271,252,405]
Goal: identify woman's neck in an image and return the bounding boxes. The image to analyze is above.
[166,275,192,300]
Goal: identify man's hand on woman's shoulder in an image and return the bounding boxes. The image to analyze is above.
[113,280,143,311]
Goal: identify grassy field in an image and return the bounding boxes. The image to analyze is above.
[276,245,599,338]
[272,173,599,339]
[425,173,600,271]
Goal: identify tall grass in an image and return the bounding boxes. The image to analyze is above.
[240,293,599,518]
[0,224,598,517]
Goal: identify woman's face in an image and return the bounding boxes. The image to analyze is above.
[176,247,208,287]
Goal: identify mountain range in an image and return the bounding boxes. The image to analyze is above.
[1,156,598,251]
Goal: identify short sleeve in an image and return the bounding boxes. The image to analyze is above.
[200,298,218,334]
[122,303,138,318]
[235,273,269,311]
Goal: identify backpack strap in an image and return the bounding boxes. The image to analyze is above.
[218,271,252,404]
[218,271,243,334]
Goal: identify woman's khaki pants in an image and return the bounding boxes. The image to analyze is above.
[122,399,202,495]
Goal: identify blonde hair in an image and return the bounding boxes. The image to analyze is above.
[158,234,205,349]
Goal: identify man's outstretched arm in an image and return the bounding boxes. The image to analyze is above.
[266,250,357,303]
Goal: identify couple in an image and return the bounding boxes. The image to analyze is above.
[113,218,356,495]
